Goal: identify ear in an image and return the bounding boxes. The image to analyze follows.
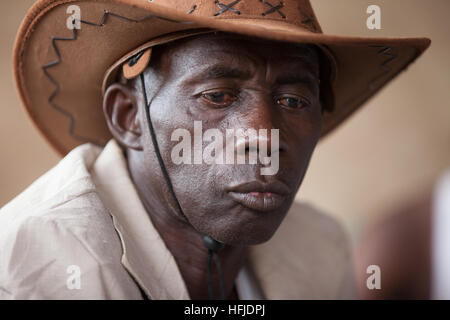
[103,83,143,151]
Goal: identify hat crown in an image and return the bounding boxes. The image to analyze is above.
[149,0,322,33]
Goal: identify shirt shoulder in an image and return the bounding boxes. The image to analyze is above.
[287,201,352,256]
[249,201,355,299]
[0,143,101,222]
[0,144,142,299]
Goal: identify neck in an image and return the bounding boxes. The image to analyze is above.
[126,148,248,299]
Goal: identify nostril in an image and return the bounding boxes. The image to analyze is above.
[235,127,284,162]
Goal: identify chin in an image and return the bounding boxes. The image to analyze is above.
[209,208,288,246]
[233,231,277,246]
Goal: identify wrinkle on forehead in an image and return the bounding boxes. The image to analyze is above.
[151,32,320,80]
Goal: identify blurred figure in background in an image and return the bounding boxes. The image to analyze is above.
[356,168,450,299]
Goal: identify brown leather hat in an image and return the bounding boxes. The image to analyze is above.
[13,0,430,156]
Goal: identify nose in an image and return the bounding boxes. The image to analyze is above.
[246,95,277,132]
[234,95,286,158]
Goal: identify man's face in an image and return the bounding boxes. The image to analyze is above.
[136,33,322,245]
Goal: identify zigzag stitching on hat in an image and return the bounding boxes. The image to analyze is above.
[335,45,399,131]
[42,29,98,145]
[368,45,398,91]
[41,10,193,145]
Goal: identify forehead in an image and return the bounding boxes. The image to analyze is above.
[153,32,319,74]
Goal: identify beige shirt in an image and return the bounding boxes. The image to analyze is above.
[0,139,355,299]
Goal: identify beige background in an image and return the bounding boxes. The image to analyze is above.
[1,0,449,244]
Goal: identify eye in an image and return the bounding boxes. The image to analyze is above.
[276,95,310,109]
[201,90,237,107]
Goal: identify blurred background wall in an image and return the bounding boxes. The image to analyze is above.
[1,0,449,245]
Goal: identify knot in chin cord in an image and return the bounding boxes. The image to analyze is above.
[139,73,226,300]
[203,235,226,300]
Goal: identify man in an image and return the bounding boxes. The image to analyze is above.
[1,0,429,299]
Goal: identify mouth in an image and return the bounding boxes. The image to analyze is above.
[226,180,290,212]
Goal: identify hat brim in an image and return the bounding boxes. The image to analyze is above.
[14,0,430,156]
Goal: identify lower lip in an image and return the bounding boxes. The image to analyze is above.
[228,191,287,212]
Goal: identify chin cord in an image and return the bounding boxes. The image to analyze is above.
[139,73,226,300]
[203,235,226,300]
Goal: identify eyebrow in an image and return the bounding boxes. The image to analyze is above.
[204,65,252,80]
[275,73,319,87]
[198,62,319,92]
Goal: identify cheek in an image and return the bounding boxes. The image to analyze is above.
[144,93,224,207]
[278,111,322,183]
